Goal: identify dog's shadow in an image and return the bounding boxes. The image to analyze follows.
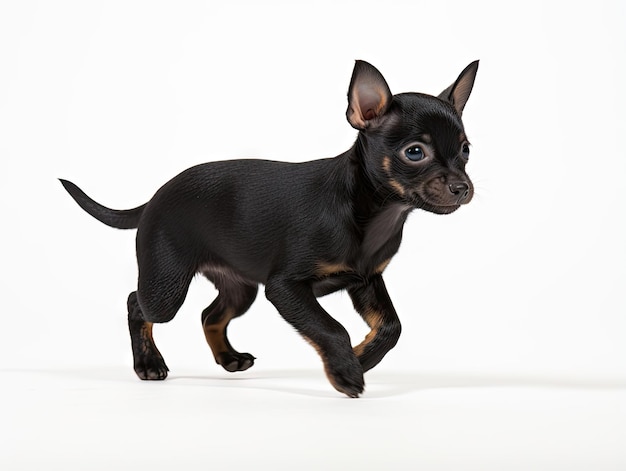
[169,369,626,399]
[5,367,625,399]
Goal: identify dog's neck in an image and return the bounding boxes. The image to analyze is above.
[345,138,406,216]
[339,142,413,260]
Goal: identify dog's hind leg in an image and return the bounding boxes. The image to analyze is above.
[129,247,195,380]
[201,272,258,372]
[127,291,170,380]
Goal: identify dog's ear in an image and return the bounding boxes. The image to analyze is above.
[438,60,479,116]
[346,60,393,130]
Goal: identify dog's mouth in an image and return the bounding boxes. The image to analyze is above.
[411,199,461,215]
[407,177,473,215]
[423,203,461,214]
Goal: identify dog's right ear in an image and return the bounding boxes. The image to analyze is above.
[438,60,479,116]
[346,60,393,130]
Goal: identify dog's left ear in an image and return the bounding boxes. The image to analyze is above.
[347,60,393,130]
[438,60,479,116]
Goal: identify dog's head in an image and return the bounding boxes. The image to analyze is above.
[347,60,478,215]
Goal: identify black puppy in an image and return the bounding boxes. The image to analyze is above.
[61,60,478,397]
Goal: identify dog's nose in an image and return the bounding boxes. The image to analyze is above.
[448,182,470,203]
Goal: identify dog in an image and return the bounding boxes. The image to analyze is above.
[61,59,478,397]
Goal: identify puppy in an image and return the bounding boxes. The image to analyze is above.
[61,59,478,397]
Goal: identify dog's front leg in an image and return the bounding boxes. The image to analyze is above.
[265,277,364,397]
[348,275,402,372]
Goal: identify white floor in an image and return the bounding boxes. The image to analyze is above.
[2,366,625,471]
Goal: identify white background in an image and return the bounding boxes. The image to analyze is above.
[1,1,625,470]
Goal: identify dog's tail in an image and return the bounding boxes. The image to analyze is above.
[59,179,146,230]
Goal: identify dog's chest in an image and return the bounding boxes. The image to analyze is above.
[313,203,410,295]
[360,203,411,260]
[316,204,411,281]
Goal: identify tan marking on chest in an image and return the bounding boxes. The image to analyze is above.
[315,262,352,278]
[375,258,391,274]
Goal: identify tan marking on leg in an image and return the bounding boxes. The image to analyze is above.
[303,335,325,358]
[138,322,157,355]
[203,310,234,360]
[353,330,379,357]
[303,335,331,379]
[303,335,352,395]
[353,309,384,357]
[143,322,153,341]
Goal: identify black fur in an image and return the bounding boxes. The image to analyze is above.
[60,60,478,397]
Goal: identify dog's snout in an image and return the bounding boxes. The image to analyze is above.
[448,182,471,203]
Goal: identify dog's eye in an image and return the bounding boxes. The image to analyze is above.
[405,146,425,162]
[462,143,470,160]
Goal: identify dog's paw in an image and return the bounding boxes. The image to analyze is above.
[326,358,365,398]
[134,355,169,380]
[217,352,256,372]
